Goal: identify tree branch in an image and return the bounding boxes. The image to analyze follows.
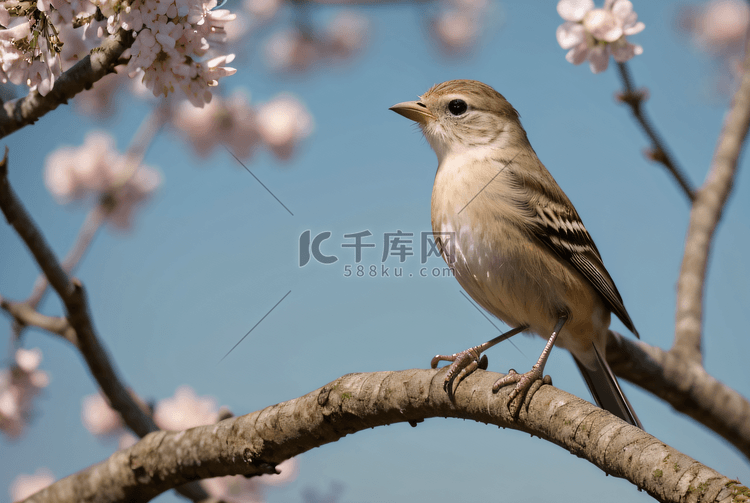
[673,33,750,363]
[0,149,207,501]
[0,294,78,345]
[607,331,750,464]
[615,62,696,202]
[0,28,134,140]
[20,369,745,503]
[0,148,154,434]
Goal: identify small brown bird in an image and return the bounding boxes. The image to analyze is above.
[390,79,641,427]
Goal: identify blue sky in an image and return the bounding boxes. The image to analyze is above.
[2,1,750,502]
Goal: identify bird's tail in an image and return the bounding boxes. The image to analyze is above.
[572,344,643,429]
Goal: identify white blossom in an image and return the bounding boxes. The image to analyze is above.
[556,0,644,73]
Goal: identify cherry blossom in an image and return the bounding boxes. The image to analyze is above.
[679,0,750,55]
[255,94,314,160]
[323,11,369,61]
[173,89,259,159]
[109,0,237,106]
[202,458,299,503]
[9,468,55,501]
[0,348,50,438]
[0,16,60,95]
[430,0,490,54]
[556,0,645,73]
[81,392,124,436]
[44,131,162,230]
[244,0,281,24]
[0,0,237,104]
[264,27,320,73]
[263,10,368,73]
[73,71,127,118]
[153,385,219,430]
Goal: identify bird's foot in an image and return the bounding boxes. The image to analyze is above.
[431,347,489,398]
[492,366,552,417]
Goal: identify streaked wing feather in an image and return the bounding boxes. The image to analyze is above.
[508,168,639,336]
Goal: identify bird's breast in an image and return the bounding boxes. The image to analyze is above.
[429,156,608,360]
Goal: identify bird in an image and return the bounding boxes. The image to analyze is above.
[390,79,642,428]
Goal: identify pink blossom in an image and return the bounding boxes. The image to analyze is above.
[173,89,259,159]
[118,432,138,449]
[0,19,32,41]
[0,0,237,103]
[106,164,162,229]
[112,0,237,106]
[0,348,50,438]
[255,94,313,160]
[243,0,281,24]
[44,131,161,230]
[680,0,750,55]
[81,393,123,436]
[430,0,489,54]
[73,70,126,119]
[258,458,298,487]
[202,458,298,503]
[0,5,10,27]
[323,11,369,60]
[153,385,219,431]
[9,468,55,501]
[264,28,320,73]
[556,0,644,73]
[0,17,60,95]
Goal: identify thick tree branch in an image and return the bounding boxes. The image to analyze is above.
[607,331,750,464]
[0,28,134,140]
[616,62,696,202]
[673,34,750,363]
[20,369,745,503]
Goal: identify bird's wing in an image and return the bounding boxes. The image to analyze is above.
[507,168,639,337]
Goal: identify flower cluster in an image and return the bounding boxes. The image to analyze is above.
[678,0,749,95]
[173,90,313,160]
[263,11,368,73]
[81,392,123,436]
[152,385,219,430]
[679,0,750,55]
[44,131,162,230]
[429,0,492,54]
[0,2,61,95]
[0,348,50,438]
[106,0,237,106]
[556,0,644,73]
[0,0,236,104]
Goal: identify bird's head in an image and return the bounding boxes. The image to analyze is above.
[390,79,528,164]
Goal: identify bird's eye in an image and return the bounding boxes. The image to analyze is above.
[448,99,468,116]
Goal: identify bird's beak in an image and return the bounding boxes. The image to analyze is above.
[389,100,434,125]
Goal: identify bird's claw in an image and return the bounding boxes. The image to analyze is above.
[492,366,552,417]
[431,349,488,397]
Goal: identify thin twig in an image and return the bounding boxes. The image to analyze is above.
[1,294,78,345]
[24,206,106,311]
[616,62,696,202]
[21,103,169,315]
[672,32,750,363]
